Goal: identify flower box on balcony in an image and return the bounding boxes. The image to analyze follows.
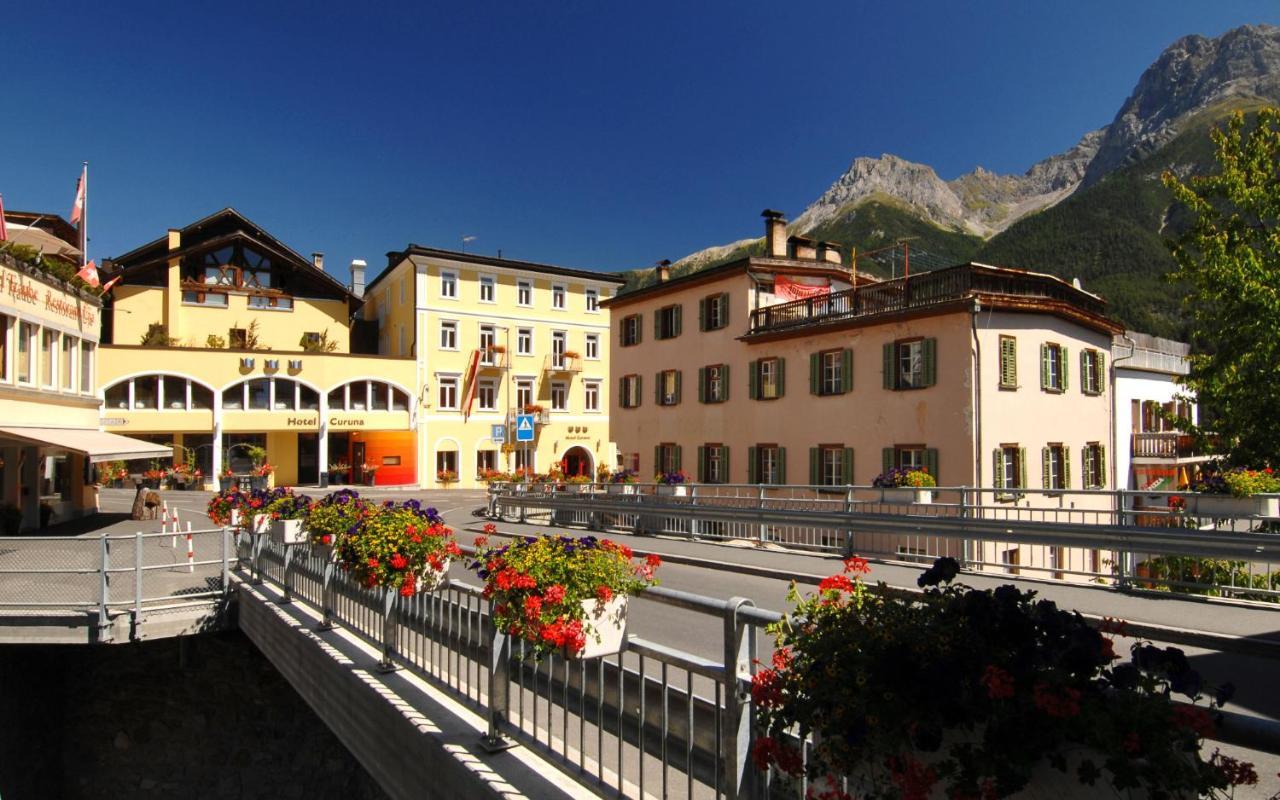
[572,595,629,659]
[880,487,933,505]
[270,518,307,545]
[1192,494,1280,519]
[656,484,687,497]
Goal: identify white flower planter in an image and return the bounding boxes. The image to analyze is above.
[310,542,336,562]
[269,518,307,545]
[229,509,241,528]
[412,558,451,594]
[569,595,629,659]
[1193,493,1280,519]
[657,485,687,497]
[607,484,637,495]
[880,487,933,505]
[251,514,271,535]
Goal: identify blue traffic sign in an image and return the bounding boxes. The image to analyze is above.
[491,424,506,443]
[515,414,536,442]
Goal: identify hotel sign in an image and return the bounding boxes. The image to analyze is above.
[285,415,370,429]
[1,260,99,333]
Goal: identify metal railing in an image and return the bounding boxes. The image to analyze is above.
[488,483,1280,604]
[1132,431,1198,459]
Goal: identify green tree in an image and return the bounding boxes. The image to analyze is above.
[1162,108,1280,465]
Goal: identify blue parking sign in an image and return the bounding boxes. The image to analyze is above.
[491,424,506,443]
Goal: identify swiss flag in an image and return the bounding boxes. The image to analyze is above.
[76,260,100,288]
[70,168,85,225]
[0,193,7,242]
[100,274,122,293]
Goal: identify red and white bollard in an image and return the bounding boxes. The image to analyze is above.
[169,506,180,548]
[186,521,194,573]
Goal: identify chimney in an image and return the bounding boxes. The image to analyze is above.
[655,259,671,283]
[349,259,367,298]
[788,235,817,261]
[818,242,842,265]
[312,252,325,271]
[762,209,787,258]
[167,228,181,251]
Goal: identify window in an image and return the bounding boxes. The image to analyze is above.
[621,314,642,347]
[440,320,457,350]
[585,333,599,360]
[40,329,55,387]
[552,284,566,309]
[438,376,458,409]
[517,280,532,306]
[247,295,292,310]
[16,322,32,383]
[248,378,271,410]
[162,375,186,409]
[60,335,75,391]
[698,444,729,483]
[655,305,681,340]
[656,369,680,406]
[699,364,729,403]
[476,449,497,475]
[222,384,245,409]
[436,450,458,475]
[619,374,642,409]
[1080,349,1105,395]
[517,328,533,356]
[478,380,497,411]
[440,271,457,299]
[624,452,640,474]
[181,290,228,307]
[883,446,939,483]
[655,443,681,474]
[584,381,600,412]
[79,342,94,393]
[811,445,853,486]
[700,293,729,331]
[993,446,1027,496]
[751,357,784,400]
[551,381,568,411]
[479,325,496,364]
[1041,343,1068,392]
[749,445,785,485]
[551,330,567,368]
[479,275,495,303]
[1082,443,1106,489]
[133,376,158,409]
[812,349,852,396]
[884,338,935,390]
[516,379,533,410]
[229,327,248,349]
[1042,444,1069,491]
[999,335,1017,389]
[586,288,599,312]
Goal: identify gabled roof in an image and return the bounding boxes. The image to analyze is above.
[602,255,866,309]
[371,244,626,296]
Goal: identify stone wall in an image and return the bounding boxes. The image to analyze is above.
[0,632,389,800]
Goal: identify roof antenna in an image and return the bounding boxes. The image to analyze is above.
[462,235,477,252]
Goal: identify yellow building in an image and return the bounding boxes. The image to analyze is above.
[366,246,625,488]
[1,217,168,530]
[98,209,419,486]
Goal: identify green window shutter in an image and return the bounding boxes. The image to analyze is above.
[636,374,642,406]
[777,357,786,397]
[720,293,730,327]
[1081,447,1091,489]
[1041,447,1051,489]
[748,360,758,400]
[924,448,938,484]
[655,372,662,405]
[1096,351,1106,394]
[842,448,855,485]
[654,311,661,340]
[1018,448,1027,489]
[883,343,895,389]
[1040,345,1050,389]
[923,338,937,386]
[698,298,706,332]
[696,446,706,483]
[673,445,682,472]
[674,370,682,404]
[841,349,853,393]
[1079,350,1089,395]
[1000,337,1017,387]
[654,445,661,474]
[809,352,820,395]
[747,447,758,484]
[722,446,730,483]
[618,377,625,407]
[809,447,820,485]
[698,367,707,404]
[673,305,682,337]
[1098,447,1107,488]
[777,448,786,484]
[721,364,729,401]
[1059,347,1068,392]
[993,449,1005,490]
[882,447,895,474]
[1063,447,1072,489]
[636,316,642,344]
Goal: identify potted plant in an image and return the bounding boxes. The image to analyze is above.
[236,489,275,534]
[607,468,639,494]
[219,464,237,492]
[872,466,937,504]
[566,474,593,493]
[751,555,1253,799]
[246,445,270,490]
[0,503,22,535]
[265,489,311,545]
[469,534,660,659]
[359,462,379,487]
[437,469,457,487]
[142,465,168,490]
[479,468,513,485]
[206,487,244,527]
[253,461,275,491]
[1191,467,1280,518]
[327,461,352,486]
[655,469,689,497]
[306,489,369,560]
[338,500,459,595]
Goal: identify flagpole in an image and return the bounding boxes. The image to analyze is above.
[81,161,88,268]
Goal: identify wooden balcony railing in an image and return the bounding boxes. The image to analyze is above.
[1132,432,1198,459]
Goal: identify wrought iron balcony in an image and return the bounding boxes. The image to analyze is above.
[542,353,582,374]
[477,348,509,371]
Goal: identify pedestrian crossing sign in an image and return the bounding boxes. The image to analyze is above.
[515,414,535,442]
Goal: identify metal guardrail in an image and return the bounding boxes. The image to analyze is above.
[487,483,1280,605]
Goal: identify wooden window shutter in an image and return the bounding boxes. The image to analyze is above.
[993,449,1005,490]
[654,311,662,340]
[1058,347,1068,392]
[721,364,729,401]
[1081,447,1091,489]
[1018,447,1027,489]
[698,367,707,404]
[1096,351,1106,393]
[720,293,729,327]
[674,370,682,404]
[673,445,682,472]
[748,360,759,400]
[1040,345,1050,389]
[1063,447,1072,488]
[698,298,706,332]
[654,445,662,474]
[722,446,730,482]
[809,352,820,395]
[1079,350,1089,394]
[1000,337,1017,387]
[618,377,626,407]
[882,448,895,474]
[882,343,894,389]
[636,316,641,344]
[673,305,682,337]
[923,448,938,483]
[696,446,706,483]
[655,372,662,405]
[809,447,820,485]
[841,349,853,393]
[747,447,758,484]
[923,338,937,386]
[636,374,642,406]
[1098,446,1106,488]
[842,448,854,485]
[1041,447,1051,489]
[777,357,786,397]
[777,447,786,484]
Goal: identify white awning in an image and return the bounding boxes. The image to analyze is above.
[0,427,172,463]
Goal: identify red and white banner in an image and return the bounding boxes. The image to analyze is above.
[76,260,100,287]
[460,349,481,420]
[70,167,86,225]
[774,275,831,301]
[101,274,122,293]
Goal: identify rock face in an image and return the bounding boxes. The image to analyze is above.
[1083,24,1280,185]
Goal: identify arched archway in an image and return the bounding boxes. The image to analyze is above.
[561,446,593,479]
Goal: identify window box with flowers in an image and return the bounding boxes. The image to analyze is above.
[437,469,458,487]
[469,534,660,659]
[338,500,459,596]
[265,489,312,545]
[306,489,369,560]
[141,466,168,490]
[655,470,689,497]
[872,467,937,504]
[206,487,246,529]
[1191,467,1280,519]
[606,469,639,494]
[752,556,1253,799]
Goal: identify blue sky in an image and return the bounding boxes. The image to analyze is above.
[2,1,1277,280]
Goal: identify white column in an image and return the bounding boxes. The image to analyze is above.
[211,423,223,488]
[318,421,329,488]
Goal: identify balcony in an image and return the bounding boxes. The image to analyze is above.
[543,353,582,374]
[1132,432,1199,460]
[508,408,550,427]
[747,264,1111,336]
[476,348,509,372]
